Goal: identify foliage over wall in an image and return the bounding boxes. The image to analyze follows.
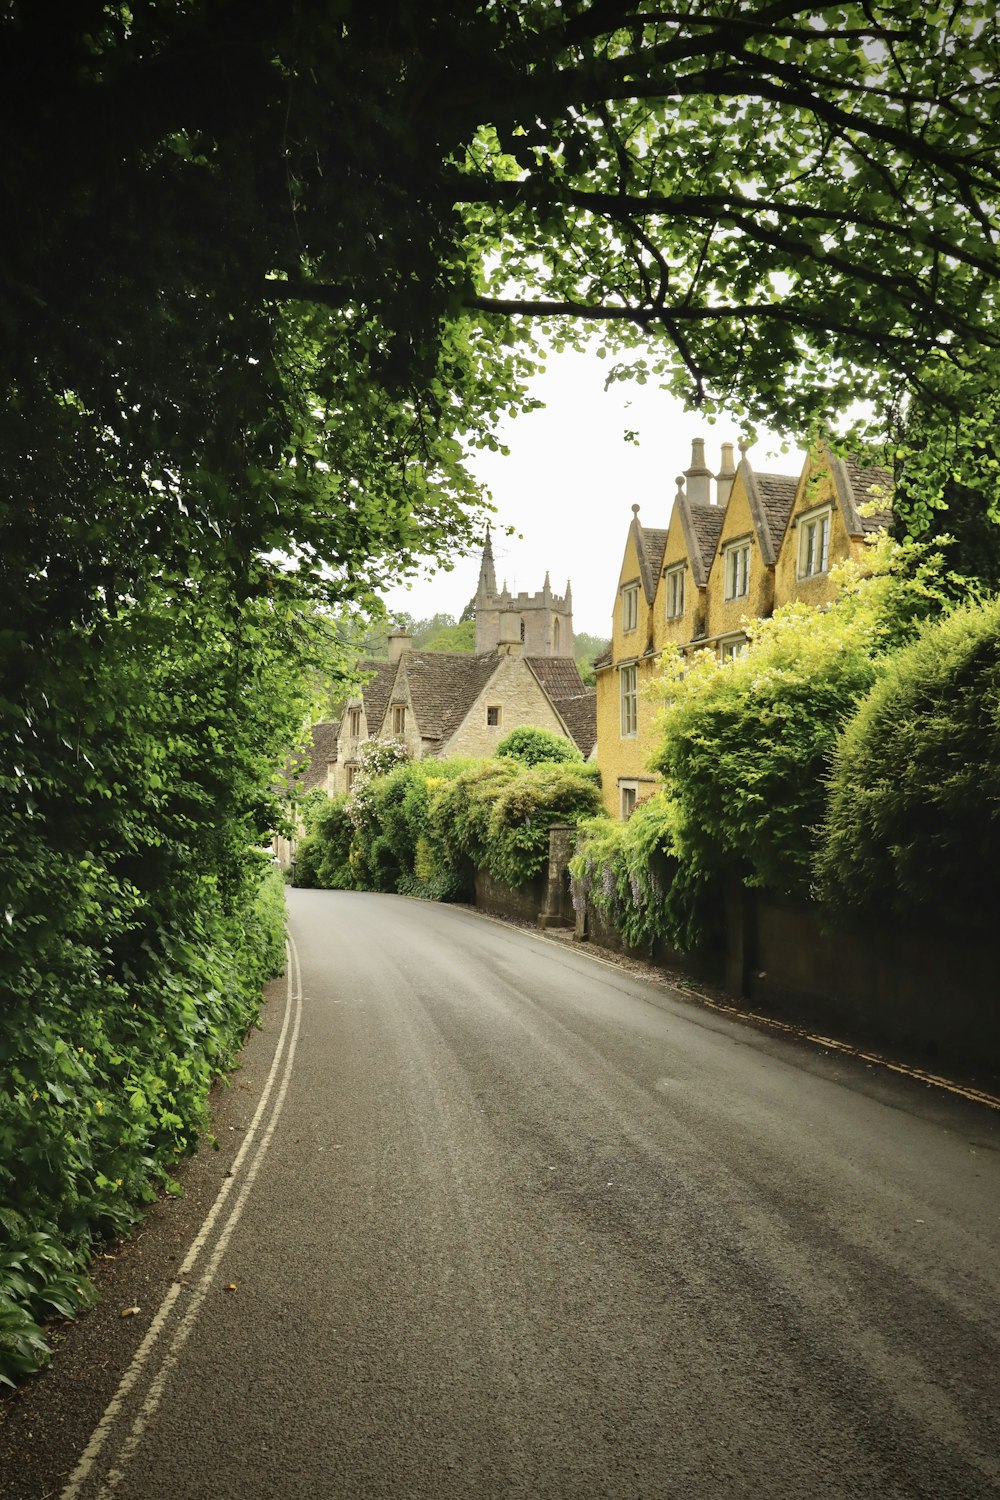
[495,726,582,766]
[572,540,984,954]
[298,749,602,899]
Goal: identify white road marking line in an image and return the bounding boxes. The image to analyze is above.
[61,935,304,1500]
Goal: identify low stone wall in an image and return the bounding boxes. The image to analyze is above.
[474,869,546,924]
[573,882,999,1079]
[745,894,1000,1073]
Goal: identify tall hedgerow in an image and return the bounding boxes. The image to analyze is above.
[570,538,973,955]
[1,596,320,1386]
[816,594,1000,935]
[650,538,962,904]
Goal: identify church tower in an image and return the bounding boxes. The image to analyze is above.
[473,528,575,657]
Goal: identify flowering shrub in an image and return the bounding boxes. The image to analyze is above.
[570,796,715,952]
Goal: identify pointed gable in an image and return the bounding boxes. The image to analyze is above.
[399,651,501,749]
[830,452,894,535]
[355,657,398,736]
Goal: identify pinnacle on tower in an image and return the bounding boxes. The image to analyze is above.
[476,524,498,601]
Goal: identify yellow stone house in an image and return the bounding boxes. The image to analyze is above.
[592,504,668,819]
[774,446,893,607]
[595,438,891,818]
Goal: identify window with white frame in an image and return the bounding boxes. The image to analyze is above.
[620,782,638,819]
[719,634,748,663]
[664,564,685,619]
[392,704,406,735]
[620,664,638,737]
[621,583,639,633]
[486,704,501,727]
[798,507,831,578]
[724,540,751,600]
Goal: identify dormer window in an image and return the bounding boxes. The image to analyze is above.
[724,540,751,600]
[664,564,685,619]
[347,707,362,737]
[392,704,406,735]
[798,507,831,578]
[621,583,639,633]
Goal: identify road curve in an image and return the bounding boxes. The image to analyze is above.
[3,888,999,1499]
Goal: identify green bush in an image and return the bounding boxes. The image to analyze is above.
[570,796,718,953]
[429,757,599,888]
[495,725,583,766]
[817,594,1000,934]
[648,542,941,901]
[295,796,357,890]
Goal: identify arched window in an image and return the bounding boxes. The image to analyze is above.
[553,617,561,653]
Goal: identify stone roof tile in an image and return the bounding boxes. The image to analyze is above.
[755,473,798,551]
[842,457,894,532]
[687,503,725,576]
[402,651,500,748]
[550,689,598,758]
[639,526,669,603]
[301,721,339,792]
[355,658,398,737]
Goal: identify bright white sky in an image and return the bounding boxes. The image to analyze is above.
[381,345,804,639]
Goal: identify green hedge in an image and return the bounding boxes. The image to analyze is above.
[299,752,602,896]
[817,594,1000,935]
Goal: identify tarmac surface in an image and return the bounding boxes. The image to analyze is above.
[2,887,999,1498]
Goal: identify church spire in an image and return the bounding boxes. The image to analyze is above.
[476,525,498,602]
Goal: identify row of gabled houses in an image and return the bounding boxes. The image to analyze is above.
[595,439,892,818]
[296,433,892,832]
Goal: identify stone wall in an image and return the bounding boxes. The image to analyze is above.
[573,879,999,1077]
[474,869,547,924]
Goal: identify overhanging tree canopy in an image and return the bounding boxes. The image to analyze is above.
[3,0,1000,633]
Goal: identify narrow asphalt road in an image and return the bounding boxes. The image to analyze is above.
[2,888,999,1499]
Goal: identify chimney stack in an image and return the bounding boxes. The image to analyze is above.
[387,629,413,663]
[684,438,712,504]
[715,442,736,506]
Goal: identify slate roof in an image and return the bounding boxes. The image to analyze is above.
[301,721,339,791]
[525,656,587,702]
[550,689,598,758]
[354,657,398,736]
[399,650,500,749]
[525,656,596,755]
[841,457,893,532]
[755,473,799,551]
[638,525,669,603]
[684,502,726,586]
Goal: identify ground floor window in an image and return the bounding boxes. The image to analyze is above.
[619,781,639,819]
